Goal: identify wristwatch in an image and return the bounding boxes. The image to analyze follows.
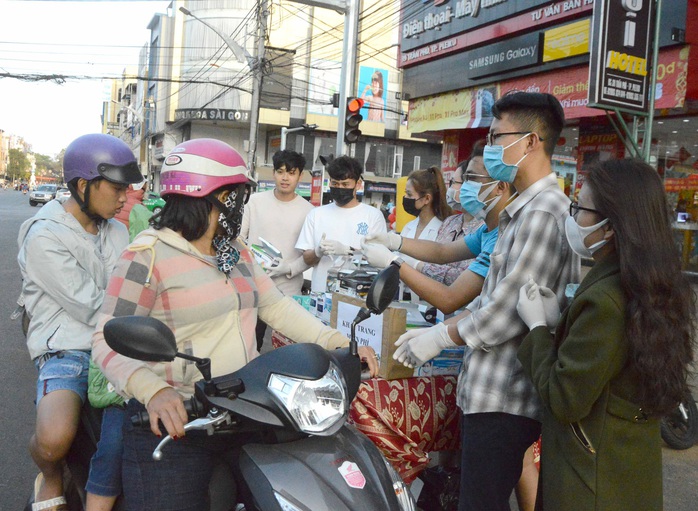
[390,257,404,269]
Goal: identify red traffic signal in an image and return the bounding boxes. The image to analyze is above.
[345,97,365,144]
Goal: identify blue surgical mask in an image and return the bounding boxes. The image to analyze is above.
[483,133,530,183]
[459,180,500,220]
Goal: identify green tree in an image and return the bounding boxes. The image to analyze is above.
[8,148,30,182]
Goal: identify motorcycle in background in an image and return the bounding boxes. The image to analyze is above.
[661,390,698,450]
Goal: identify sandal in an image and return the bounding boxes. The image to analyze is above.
[31,473,68,511]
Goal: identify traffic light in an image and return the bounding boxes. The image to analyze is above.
[344,97,365,144]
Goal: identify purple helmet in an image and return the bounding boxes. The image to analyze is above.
[160,139,253,198]
[63,134,143,185]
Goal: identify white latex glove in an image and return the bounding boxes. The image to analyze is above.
[363,232,403,251]
[517,282,547,330]
[393,323,456,368]
[319,237,353,256]
[314,233,326,257]
[267,258,291,278]
[360,241,398,269]
[538,285,561,330]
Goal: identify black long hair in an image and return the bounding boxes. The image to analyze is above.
[586,159,695,415]
[151,194,212,241]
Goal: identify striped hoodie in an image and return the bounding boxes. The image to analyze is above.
[91,227,348,406]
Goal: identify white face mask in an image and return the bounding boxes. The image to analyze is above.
[445,186,462,211]
[565,215,609,258]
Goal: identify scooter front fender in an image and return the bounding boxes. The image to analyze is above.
[238,424,407,511]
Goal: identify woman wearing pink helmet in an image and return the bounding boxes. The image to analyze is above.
[91,138,378,509]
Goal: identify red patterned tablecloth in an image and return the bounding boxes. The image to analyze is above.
[271,331,461,484]
[349,375,460,484]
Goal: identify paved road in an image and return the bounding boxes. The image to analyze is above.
[0,188,696,510]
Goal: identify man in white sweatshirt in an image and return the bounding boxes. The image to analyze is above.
[241,149,314,349]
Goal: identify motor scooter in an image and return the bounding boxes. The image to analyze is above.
[78,264,414,510]
[661,390,698,450]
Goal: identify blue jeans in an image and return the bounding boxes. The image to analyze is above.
[34,350,90,405]
[458,412,541,511]
[121,400,259,511]
[86,406,125,497]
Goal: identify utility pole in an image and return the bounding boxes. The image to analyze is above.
[335,0,360,156]
[287,0,360,156]
[247,0,269,181]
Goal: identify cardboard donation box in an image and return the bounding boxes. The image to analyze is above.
[330,293,414,380]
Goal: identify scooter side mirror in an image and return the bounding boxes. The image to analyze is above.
[104,316,178,362]
[365,263,400,315]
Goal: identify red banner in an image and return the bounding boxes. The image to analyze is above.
[499,46,689,120]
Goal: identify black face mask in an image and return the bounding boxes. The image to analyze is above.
[329,186,355,207]
[402,196,422,217]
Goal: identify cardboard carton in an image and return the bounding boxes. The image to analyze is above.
[330,293,414,380]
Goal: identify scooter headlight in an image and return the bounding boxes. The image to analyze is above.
[268,362,347,436]
[385,459,417,510]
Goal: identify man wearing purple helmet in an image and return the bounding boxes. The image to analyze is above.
[17,133,143,511]
[90,139,379,509]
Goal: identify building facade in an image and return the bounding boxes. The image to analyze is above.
[398,0,698,197]
[108,0,445,204]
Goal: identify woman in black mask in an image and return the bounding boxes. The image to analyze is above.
[401,166,452,244]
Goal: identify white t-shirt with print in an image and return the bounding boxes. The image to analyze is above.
[296,202,387,292]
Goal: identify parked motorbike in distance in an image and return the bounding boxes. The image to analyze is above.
[661,390,698,450]
[103,264,415,511]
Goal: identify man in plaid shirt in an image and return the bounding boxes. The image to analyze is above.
[394,92,580,510]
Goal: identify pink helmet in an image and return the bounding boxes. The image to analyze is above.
[160,139,254,197]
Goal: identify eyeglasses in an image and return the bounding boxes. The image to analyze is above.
[463,172,491,182]
[486,131,544,146]
[448,178,463,187]
[569,201,602,218]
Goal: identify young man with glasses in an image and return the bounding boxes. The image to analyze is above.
[296,155,387,293]
[241,149,314,350]
[390,92,580,511]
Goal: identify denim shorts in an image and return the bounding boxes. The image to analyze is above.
[34,350,90,406]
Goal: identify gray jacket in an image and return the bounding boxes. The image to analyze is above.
[17,200,128,360]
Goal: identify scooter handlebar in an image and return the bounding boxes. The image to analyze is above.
[130,397,201,427]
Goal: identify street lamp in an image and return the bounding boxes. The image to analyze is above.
[111,99,142,126]
[281,124,318,151]
[178,7,249,65]
[179,5,267,181]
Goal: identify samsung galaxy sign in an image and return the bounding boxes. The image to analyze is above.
[587,0,653,113]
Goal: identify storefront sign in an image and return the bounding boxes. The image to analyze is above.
[400,0,551,52]
[587,0,654,113]
[408,46,688,132]
[543,18,589,62]
[399,0,593,67]
[310,170,323,206]
[365,182,397,194]
[174,108,250,122]
[467,33,540,78]
[665,176,698,193]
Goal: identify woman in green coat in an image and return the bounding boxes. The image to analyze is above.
[516,158,695,510]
